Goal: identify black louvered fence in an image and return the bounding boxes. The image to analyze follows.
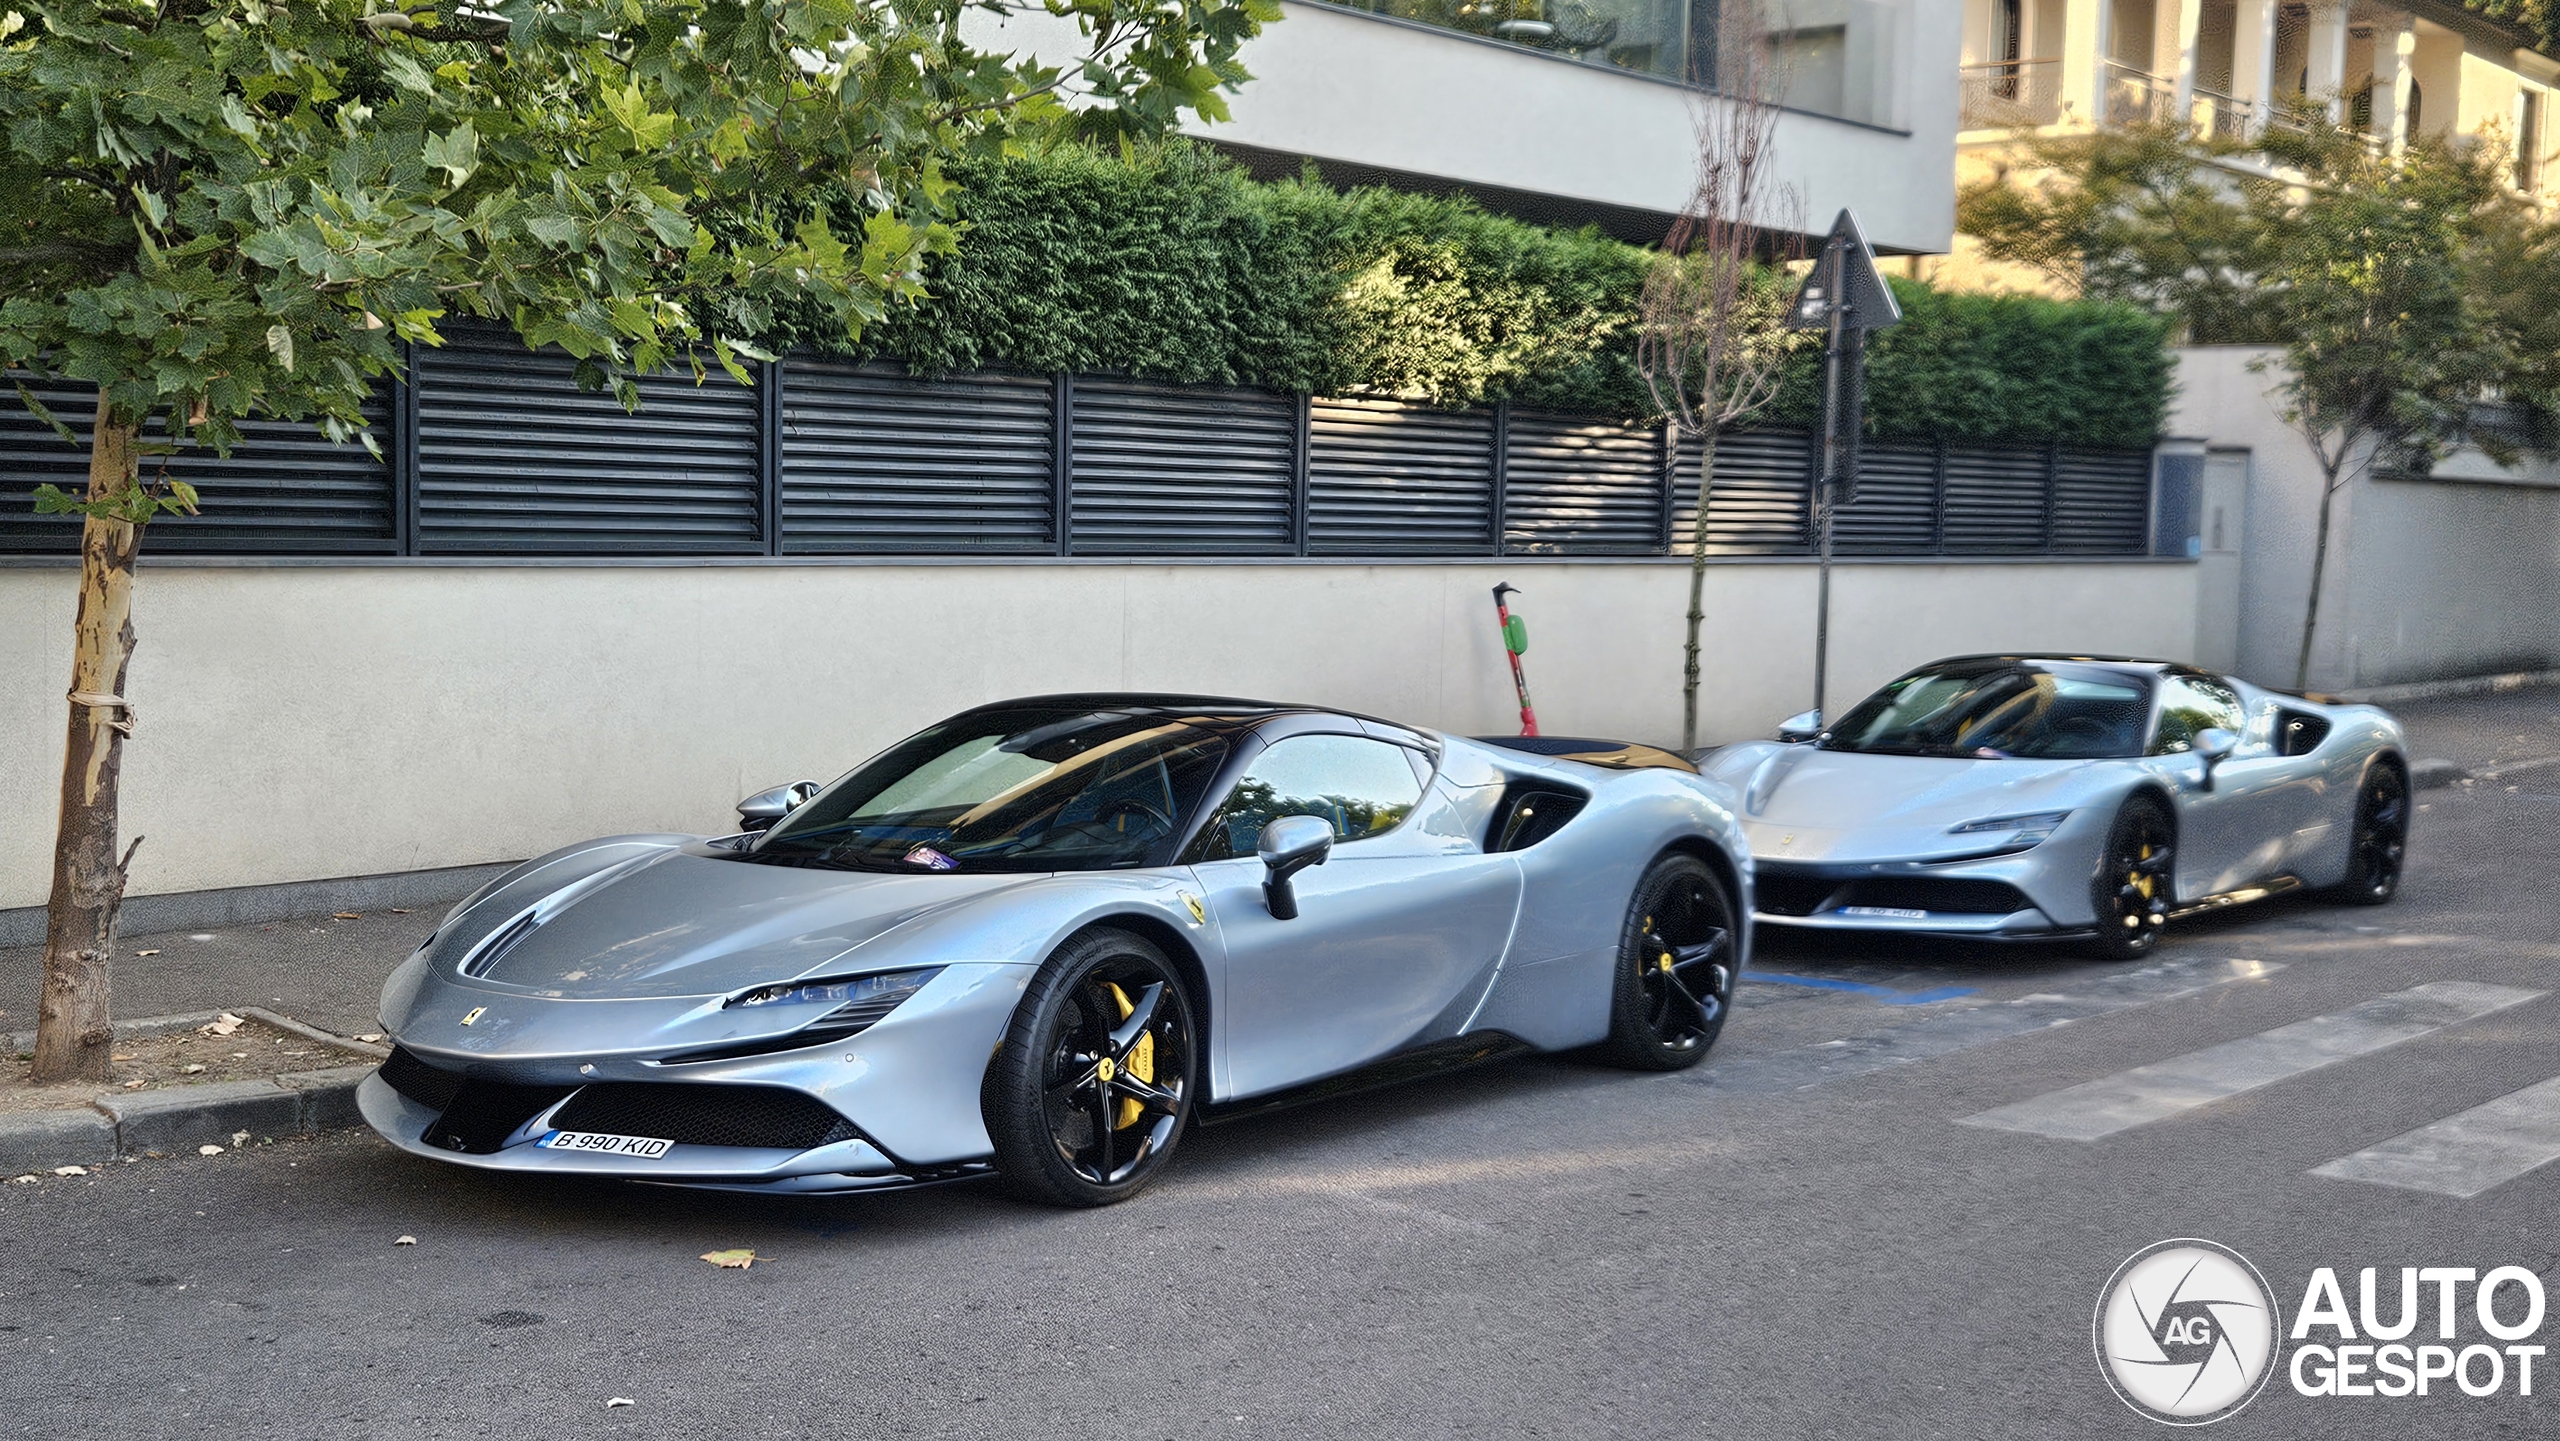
[3,331,2158,560]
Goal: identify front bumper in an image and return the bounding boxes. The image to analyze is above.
[355,1075,980,1193]
[1748,855,2090,939]
[365,961,1033,1189]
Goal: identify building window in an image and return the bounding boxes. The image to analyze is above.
[1331,0,1901,126]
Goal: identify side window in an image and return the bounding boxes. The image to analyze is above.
[1196,735,1426,860]
[2151,676,2248,756]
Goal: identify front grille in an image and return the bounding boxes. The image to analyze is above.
[1839,878,2032,915]
[420,1079,578,1154]
[546,1083,862,1151]
[380,1046,465,1111]
[1753,873,2032,918]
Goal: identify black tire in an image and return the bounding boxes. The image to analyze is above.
[2086,794,2176,961]
[981,928,1198,1207]
[1596,853,1739,1071]
[2326,760,2409,905]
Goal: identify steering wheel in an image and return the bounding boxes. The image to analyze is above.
[1093,796,1174,837]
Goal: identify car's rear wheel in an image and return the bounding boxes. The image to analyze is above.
[2326,760,2408,905]
[1597,853,1737,1071]
[982,928,1197,1207]
[2087,794,2175,961]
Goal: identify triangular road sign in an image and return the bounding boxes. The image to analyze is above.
[1787,209,1903,331]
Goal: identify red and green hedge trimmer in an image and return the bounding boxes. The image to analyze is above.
[1491,583,1539,736]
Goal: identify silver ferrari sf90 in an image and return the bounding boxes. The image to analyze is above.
[362,696,1752,1205]
[1699,655,2410,958]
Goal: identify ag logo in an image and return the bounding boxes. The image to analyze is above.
[2095,1239,2282,1425]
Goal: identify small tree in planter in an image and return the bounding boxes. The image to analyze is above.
[1635,2,1803,753]
[0,0,1267,1083]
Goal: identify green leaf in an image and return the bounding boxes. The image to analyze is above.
[266,324,294,373]
[422,124,480,189]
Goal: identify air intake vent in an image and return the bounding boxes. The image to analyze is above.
[419,1079,578,1154]
[379,1046,465,1111]
[547,1084,862,1151]
[458,910,538,978]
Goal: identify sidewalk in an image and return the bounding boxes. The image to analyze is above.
[0,906,437,1043]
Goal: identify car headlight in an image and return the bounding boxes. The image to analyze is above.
[1948,810,2072,847]
[725,967,945,1024]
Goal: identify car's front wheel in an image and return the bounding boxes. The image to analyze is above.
[982,927,1198,1207]
[2087,794,2175,960]
[1596,853,1738,1071]
[2326,759,2408,905]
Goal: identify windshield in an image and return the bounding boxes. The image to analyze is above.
[740,708,1232,873]
[1823,661,2152,760]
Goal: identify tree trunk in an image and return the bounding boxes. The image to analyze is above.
[1679,427,1722,754]
[31,396,144,1084]
[2292,458,2344,693]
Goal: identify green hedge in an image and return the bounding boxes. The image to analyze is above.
[763,142,2169,448]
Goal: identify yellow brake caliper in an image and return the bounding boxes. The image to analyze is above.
[1106,982,1154,1130]
[2133,843,2156,900]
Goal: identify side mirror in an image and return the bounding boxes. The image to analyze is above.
[2193,728,2239,792]
[1255,815,1334,921]
[1776,709,1824,743]
[738,780,821,833]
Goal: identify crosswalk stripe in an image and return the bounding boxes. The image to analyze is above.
[2310,1074,2560,1198]
[1701,957,2282,1095]
[1955,980,2546,1142]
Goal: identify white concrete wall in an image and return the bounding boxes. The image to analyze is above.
[0,557,2194,906]
[2169,346,2560,691]
[978,1,1959,255]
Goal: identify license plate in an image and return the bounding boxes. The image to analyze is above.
[541,1130,673,1158]
[1841,905,1929,920]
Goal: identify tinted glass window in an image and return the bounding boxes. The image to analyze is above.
[744,707,1229,873]
[1195,735,1426,860]
[1825,660,2152,760]
[2151,676,2248,755]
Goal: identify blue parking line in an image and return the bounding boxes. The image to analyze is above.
[1749,972,1978,1006]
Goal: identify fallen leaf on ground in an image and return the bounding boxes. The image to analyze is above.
[182,1064,206,1074]
[198,1145,223,1156]
[394,1235,417,1246]
[8,1175,36,1184]
[229,1130,251,1146]
[121,1079,145,1090]
[135,949,160,956]
[333,912,361,920]
[700,1248,760,1270]
[355,1033,384,1042]
[199,1013,244,1037]
[112,1053,134,1061]
[389,908,413,914]
[52,1166,86,1176]
[606,1398,636,1409]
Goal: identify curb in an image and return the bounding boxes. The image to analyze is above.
[2339,668,2560,705]
[2411,758,2469,790]
[3,1010,386,1175]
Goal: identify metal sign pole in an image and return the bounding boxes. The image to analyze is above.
[1812,231,1848,723]
[1786,208,1900,727]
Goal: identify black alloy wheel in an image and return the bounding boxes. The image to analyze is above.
[2328,761,2409,905]
[983,928,1197,1207]
[1598,853,1738,1070]
[2087,794,2175,961]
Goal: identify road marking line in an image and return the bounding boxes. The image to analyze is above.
[2310,1074,2560,1198]
[1956,981,2545,1142]
[1700,957,2282,1095]
[1749,972,1978,1005]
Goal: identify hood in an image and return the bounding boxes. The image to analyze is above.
[1705,742,2102,862]
[435,848,1039,999]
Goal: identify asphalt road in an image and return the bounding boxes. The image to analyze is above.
[4,692,2556,1439]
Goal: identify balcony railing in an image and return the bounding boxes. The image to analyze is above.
[2191,86,2255,142]
[1959,58,2063,130]
[2101,59,2172,126]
